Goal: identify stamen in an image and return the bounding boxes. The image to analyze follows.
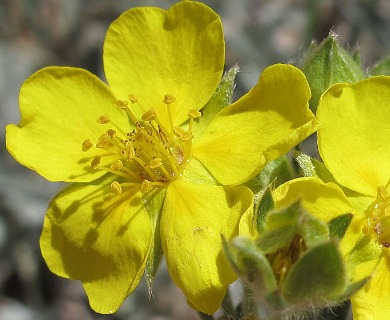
[187,109,202,132]
[111,181,122,194]
[149,158,163,169]
[366,179,390,248]
[123,143,136,160]
[163,94,176,131]
[96,132,112,148]
[115,99,138,124]
[173,126,186,138]
[163,94,176,104]
[84,93,192,196]
[188,109,202,119]
[97,115,110,124]
[142,110,157,122]
[133,156,158,181]
[129,94,138,104]
[141,179,152,193]
[111,160,123,171]
[91,156,101,169]
[159,164,174,181]
[115,100,128,109]
[107,129,116,138]
[82,139,93,152]
[179,132,194,142]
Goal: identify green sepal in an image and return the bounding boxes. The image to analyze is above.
[222,236,277,296]
[302,33,365,111]
[257,201,302,254]
[193,65,240,141]
[328,213,353,240]
[283,241,346,302]
[336,276,371,302]
[257,200,328,252]
[255,186,274,234]
[265,290,288,312]
[369,55,390,76]
[293,150,336,183]
[246,155,295,194]
[143,188,166,296]
[298,211,329,247]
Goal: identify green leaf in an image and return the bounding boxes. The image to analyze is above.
[328,213,353,240]
[143,188,166,296]
[283,241,346,302]
[302,33,365,111]
[193,65,240,141]
[369,55,390,76]
[223,236,277,296]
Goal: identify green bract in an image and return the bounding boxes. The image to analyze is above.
[302,33,364,111]
[225,200,363,319]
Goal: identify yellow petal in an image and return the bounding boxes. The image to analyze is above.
[351,256,390,320]
[161,181,253,314]
[317,76,390,196]
[272,177,359,256]
[103,1,224,127]
[40,176,152,313]
[6,67,129,182]
[192,64,318,185]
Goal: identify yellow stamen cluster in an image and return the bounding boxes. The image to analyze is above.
[81,94,200,194]
[266,236,307,286]
[365,180,390,248]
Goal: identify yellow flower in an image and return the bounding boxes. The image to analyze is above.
[5,2,317,315]
[273,76,390,320]
[316,76,390,320]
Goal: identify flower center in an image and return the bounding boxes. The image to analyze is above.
[266,236,307,286]
[364,179,390,248]
[81,94,201,194]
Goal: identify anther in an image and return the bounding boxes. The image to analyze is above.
[123,144,135,160]
[142,110,157,122]
[115,100,129,109]
[149,158,163,169]
[173,126,186,138]
[163,94,176,104]
[188,109,202,119]
[179,132,194,142]
[96,133,112,148]
[141,179,152,193]
[97,115,110,124]
[91,156,101,169]
[107,129,116,138]
[111,160,123,171]
[111,181,122,194]
[82,139,93,152]
[129,94,138,104]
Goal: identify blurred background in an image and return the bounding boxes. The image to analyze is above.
[0,0,389,319]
